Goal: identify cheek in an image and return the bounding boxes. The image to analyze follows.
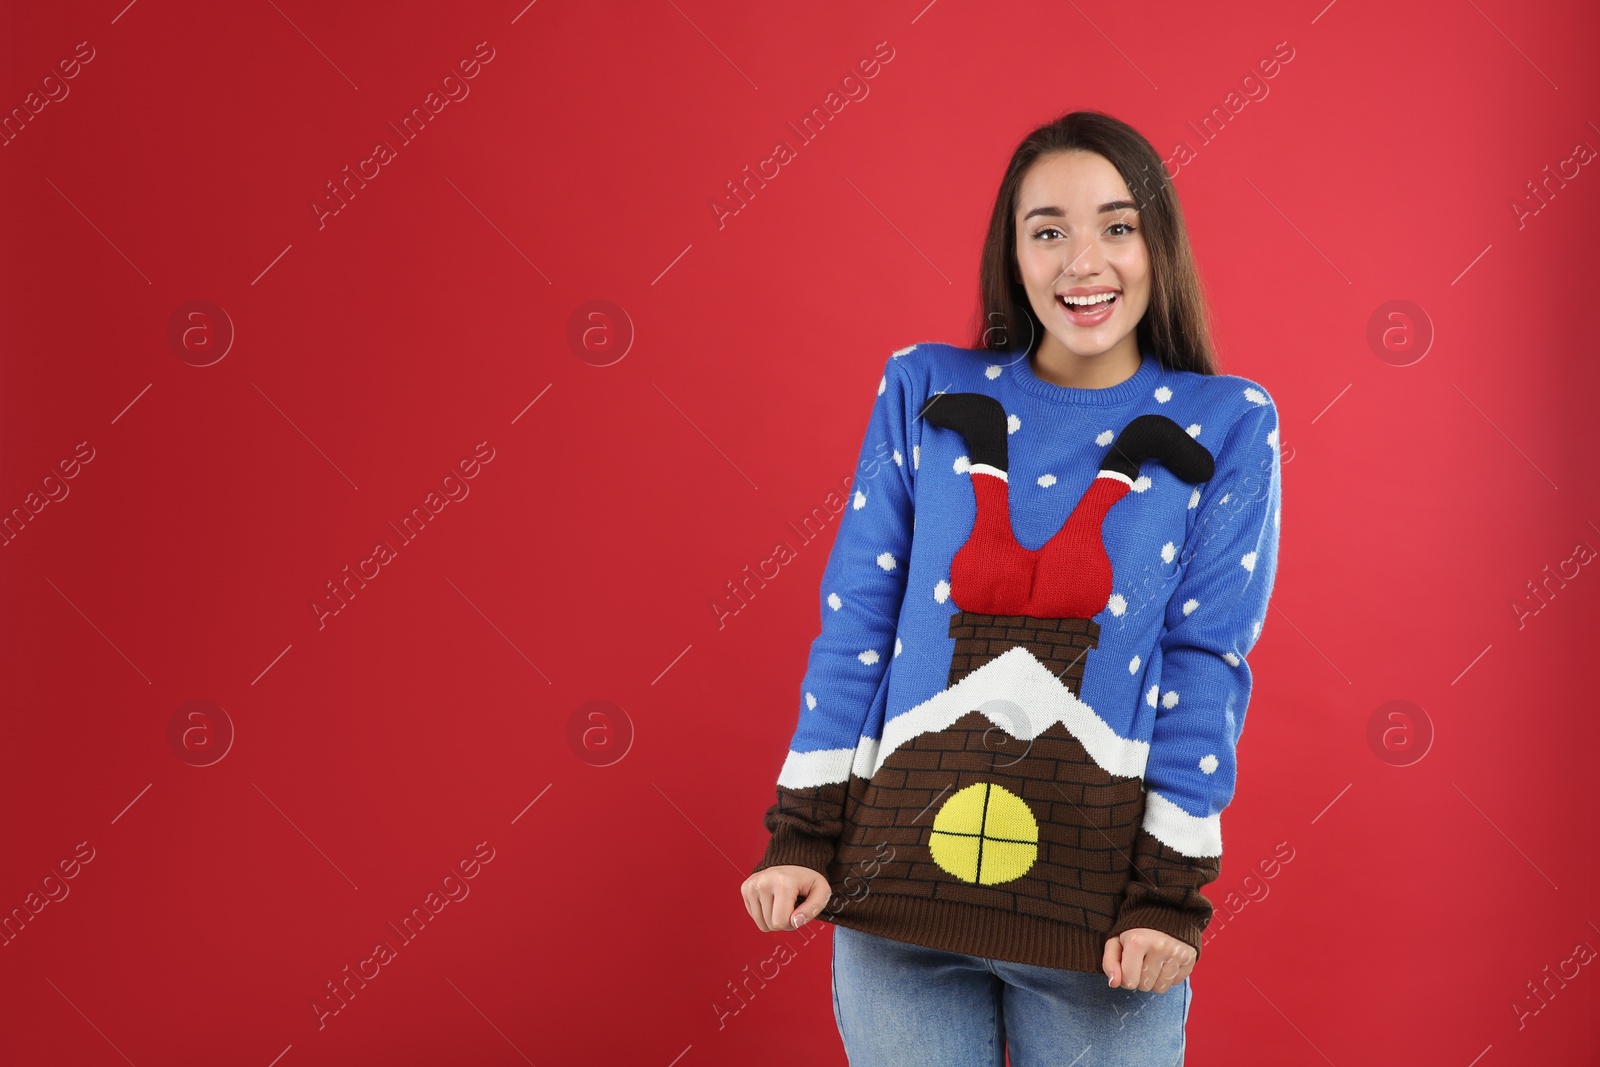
[1016,246,1054,284]
[1110,250,1151,292]
[1108,240,1147,269]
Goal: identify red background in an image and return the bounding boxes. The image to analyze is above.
[2,1,1597,1064]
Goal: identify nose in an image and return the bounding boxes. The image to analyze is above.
[1060,235,1104,279]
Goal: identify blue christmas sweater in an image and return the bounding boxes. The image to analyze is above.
[751,340,1282,974]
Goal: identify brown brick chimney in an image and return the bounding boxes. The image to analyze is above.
[828,610,1151,932]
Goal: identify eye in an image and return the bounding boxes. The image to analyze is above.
[1107,221,1137,236]
[1032,226,1064,240]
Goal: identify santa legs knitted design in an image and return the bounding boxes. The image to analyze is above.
[820,610,1217,972]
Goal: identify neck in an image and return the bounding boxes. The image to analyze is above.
[1030,335,1142,389]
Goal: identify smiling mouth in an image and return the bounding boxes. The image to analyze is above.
[1058,292,1118,313]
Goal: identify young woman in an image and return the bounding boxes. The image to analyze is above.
[740,110,1283,1066]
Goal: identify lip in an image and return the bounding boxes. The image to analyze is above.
[1056,287,1120,327]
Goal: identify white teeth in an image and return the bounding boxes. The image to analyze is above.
[1060,293,1116,306]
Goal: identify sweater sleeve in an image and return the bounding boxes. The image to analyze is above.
[1106,391,1282,959]
[750,352,919,877]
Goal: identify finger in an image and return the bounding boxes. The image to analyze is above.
[1138,955,1159,992]
[1119,938,1146,991]
[744,888,764,931]
[766,879,798,932]
[792,873,832,926]
[740,881,762,930]
[1139,949,1171,992]
[1152,954,1180,994]
[751,882,777,932]
[1101,937,1123,987]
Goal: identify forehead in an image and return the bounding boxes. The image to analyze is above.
[1015,151,1135,217]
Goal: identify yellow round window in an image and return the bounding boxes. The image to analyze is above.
[928,782,1039,885]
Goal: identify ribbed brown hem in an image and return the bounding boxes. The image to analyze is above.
[750,824,836,877]
[823,891,1112,975]
[1106,901,1206,962]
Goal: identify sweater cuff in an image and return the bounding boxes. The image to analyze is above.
[751,823,837,878]
[1106,901,1206,962]
[1105,823,1219,962]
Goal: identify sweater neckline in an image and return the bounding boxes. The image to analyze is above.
[1009,345,1160,406]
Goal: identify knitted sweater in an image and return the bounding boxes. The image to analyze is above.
[750,340,1282,974]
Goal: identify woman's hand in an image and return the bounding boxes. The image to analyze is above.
[1102,928,1195,993]
[741,865,832,931]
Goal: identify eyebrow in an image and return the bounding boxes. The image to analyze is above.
[1021,200,1139,221]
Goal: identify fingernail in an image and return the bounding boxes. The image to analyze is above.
[792,913,805,928]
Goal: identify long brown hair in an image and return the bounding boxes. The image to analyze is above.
[969,110,1218,376]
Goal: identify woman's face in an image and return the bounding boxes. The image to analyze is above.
[1012,150,1150,364]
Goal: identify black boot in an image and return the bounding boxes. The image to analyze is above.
[918,392,1010,472]
[1102,414,1214,484]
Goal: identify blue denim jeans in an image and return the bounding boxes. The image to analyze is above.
[831,924,1190,1066]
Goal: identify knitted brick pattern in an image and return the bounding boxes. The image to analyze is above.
[943,611,1100,691]
[826,613,1146,931]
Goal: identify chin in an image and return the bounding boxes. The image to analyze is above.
[1045,330,1129,360]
